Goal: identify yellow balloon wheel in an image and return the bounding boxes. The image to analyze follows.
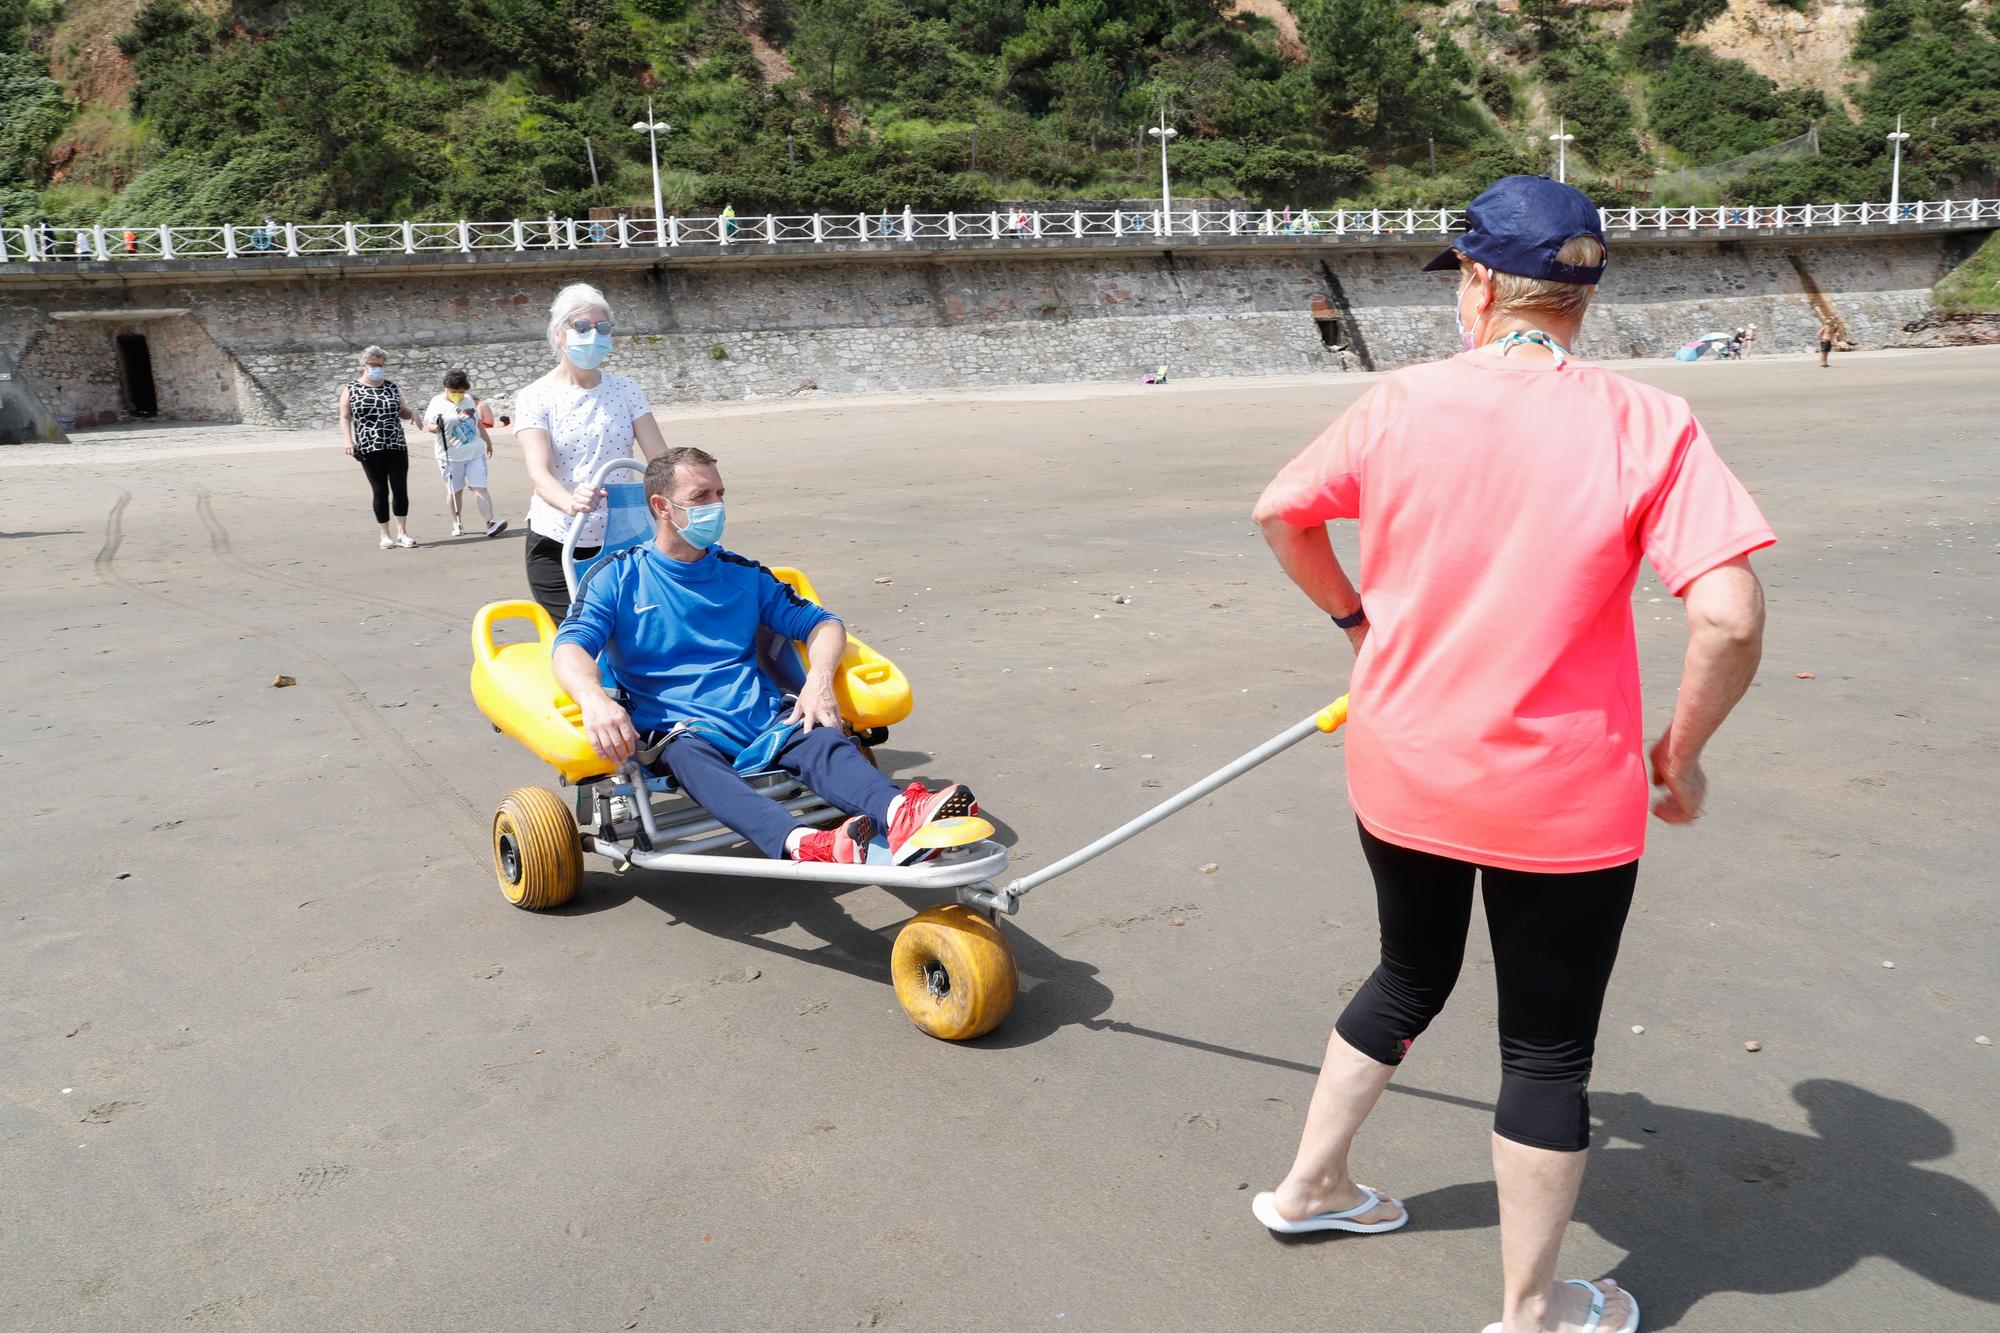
[890,905,1019,1041]
[492,787,582,911]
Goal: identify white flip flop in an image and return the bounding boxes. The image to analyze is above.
[1251,1186,1407,1235]
[1478,1278,1639,1333]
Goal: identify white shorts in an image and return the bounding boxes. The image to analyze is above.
[437,453,488,491]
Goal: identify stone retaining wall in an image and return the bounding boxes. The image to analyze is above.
[0,231,1982,438]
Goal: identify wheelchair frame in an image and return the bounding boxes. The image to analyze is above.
[554,456,1018,917]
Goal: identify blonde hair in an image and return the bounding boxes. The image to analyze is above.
[359,344,388,364]
[548,282,613,355]
[1461,234,1606,320]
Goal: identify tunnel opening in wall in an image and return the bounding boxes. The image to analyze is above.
[29,310,246,430]
[1309,295,1346,351]
[116,333,158,417]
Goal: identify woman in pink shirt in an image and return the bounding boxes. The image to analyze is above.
[1250,177,1772,1333]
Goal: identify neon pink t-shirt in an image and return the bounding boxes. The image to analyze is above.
[1266,353,1774,872]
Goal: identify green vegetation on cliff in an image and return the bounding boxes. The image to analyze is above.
[0,0,1995,228]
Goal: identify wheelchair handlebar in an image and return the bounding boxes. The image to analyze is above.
[561,455,651,599]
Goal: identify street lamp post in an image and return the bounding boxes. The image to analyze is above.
[1148,108,1178,237]
[1548,119,1575,184]
[631,99,672,246]
[1887,114,1912,218]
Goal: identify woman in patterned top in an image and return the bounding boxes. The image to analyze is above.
[339,345,420,549]
[514,283,668,619]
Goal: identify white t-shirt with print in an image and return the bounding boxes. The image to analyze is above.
[423,393,488,462]
[512,370,654,546]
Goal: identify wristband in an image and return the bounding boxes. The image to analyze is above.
[1331,605,1367,630]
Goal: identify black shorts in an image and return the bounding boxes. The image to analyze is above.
[1819,340,1834,354]
[524,531,598,624]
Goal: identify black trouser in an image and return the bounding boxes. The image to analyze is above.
[1336,822,1638,1152]
[524,532,598,624]
[357,448,410,524]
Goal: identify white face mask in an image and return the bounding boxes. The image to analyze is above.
[1453,279,1479,352]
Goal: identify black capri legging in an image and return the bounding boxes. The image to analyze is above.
[1336,821,1637,1152]
[357,448,410,524]
[524,531,598,624]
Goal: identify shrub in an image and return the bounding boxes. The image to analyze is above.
[0,52,67,188]
[1622,0,1728,68]
[1650,47,1814,162]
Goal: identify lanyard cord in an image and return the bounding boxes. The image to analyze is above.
[1496,328,1572,367]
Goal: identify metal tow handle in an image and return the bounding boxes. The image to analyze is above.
[988,694,1348,911]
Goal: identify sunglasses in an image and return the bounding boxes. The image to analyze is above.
[567,318,613,335]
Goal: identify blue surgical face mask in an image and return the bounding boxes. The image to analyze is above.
[565,329,613,370]
[666,500,725,550]
[364,365,387,383]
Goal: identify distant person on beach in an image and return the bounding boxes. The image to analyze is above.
[339,345,420,549]
[1818,318,1837,368]
[422,369,506,539]
[1251,175,1772,1333]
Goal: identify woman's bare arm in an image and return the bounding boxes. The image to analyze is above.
[1254,482,1367,652]
[633,413,669,463]
[1650,555,1766,823]
[517,427,594,514]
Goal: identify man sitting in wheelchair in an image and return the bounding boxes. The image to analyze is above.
[551,446,979,865]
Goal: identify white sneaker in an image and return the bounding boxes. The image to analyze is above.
[485,519,509,537]
[395,534,416,549]
[451,522,464,538]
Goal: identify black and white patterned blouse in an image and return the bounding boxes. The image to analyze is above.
[345,380,407,454]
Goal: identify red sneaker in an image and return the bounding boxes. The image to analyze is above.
[887,781,979,866]
[790,815,874,864]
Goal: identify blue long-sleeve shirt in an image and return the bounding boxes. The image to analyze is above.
[553,544,837,751]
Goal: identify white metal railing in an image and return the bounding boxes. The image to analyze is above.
[3,198,1994,267]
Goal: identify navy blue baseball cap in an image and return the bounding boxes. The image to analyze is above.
[1422,175,1608,284]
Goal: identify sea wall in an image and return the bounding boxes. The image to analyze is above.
[0,230,1983,437]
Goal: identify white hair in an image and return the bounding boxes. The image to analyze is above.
[359,344,388,364]
[548,282,613,355]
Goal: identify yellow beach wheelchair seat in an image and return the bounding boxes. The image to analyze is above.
[469,567,913,786]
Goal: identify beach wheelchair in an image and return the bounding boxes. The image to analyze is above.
[468,458,1021,1040]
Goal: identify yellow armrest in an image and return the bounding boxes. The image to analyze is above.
[770,567,914,731]
[468,600,616,783]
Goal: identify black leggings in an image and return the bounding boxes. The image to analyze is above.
[524,532,598,624]
[1336,822,1637,1152]
[357,449,410,524]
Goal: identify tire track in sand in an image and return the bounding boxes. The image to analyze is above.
[192,489,460,627]
[97,487,488,863]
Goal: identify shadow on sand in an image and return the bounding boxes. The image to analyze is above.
[551,749,1110,1047]
[1399,1081,2000,1327]
[1048,1021,1999,1325]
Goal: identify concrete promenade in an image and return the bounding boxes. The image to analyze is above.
[1,348,1997,1330]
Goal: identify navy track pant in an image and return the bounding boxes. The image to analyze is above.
[657,727,901,859]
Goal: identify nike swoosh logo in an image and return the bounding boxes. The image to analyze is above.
[634,604,659,613]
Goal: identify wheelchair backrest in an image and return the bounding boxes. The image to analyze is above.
[572,480,655,604]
